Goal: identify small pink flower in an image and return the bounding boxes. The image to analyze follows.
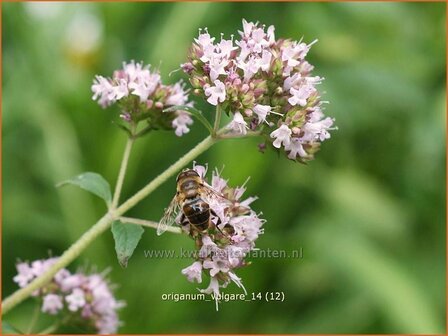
[204,80,226,105]
[31,258,57,277]
[301,117,335,142]
[250,27,269,53]
[66,288,86,312]
[199,277,221,311]
[42,294,64,315]
[54,268,70,285]
[13,262,34,287]
[270,124,292,148]
[237,56,260,81]
[181,261,203,283]
[128,81,152,102]
[194,29,215,47]
[217,38,237,59]
[112,78,129,100]
[172,112,193,137]
[165,82,189,106]
[227,112,248,135]
[96,314,121,335]
[283,73,302,91]
[203,254,230,277]
[199,235,218,258]
[285,138,308,159]
[91,75,115,107]
[253,104,271,124]
[209,56,229,82]
[259,50,272,71]
[228,271,247,294]
[267,25,275,44]
[240,19,255,37]
[81,304,94,318]
[193,162,208,179]
[288,85,316,107]
[211,170,228,193]
[59,274,84,292]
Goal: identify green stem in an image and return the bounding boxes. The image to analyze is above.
[1,135,217,315]
[119,216,182,234]
[37,322,59,335]
[26,302,40,334]
[111,136,134,209]
[213,105,222,135]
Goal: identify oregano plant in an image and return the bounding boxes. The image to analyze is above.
[4,19,335,333]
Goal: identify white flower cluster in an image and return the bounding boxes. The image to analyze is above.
[13,258,124,334]
[183,19,336,161]
[92,61,194,137]
[180,164,264,310]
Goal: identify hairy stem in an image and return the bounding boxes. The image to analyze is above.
[213,104,222,134]
[119,216,182,234]
[111,133,135,209]
[2,135,216,315]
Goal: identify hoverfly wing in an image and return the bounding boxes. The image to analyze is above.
[157,195,180,236]
[201,181,233,206]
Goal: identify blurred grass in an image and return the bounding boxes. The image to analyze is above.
[2,2,446,334]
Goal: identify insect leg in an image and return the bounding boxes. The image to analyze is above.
[180,213,188,226]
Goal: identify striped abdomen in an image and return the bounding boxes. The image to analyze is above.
[183,197,210,231]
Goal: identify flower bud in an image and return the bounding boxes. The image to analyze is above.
[181,62,194,74]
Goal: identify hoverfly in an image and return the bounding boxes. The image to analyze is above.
[157,169,232,236]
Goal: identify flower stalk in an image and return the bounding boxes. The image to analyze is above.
[213,105,222,136]
[111,126,136,209]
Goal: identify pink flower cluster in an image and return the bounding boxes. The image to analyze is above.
[182,20,336,161]
[180,164,264,310]
[13,258,124,334]
[92,61,194,137]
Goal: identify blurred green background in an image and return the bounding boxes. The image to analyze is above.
[2,2,446,334]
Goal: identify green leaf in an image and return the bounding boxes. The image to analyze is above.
[2,321,23,334]
[57,172,112,206]
[112,221,144,268]
[164,105,214,135]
